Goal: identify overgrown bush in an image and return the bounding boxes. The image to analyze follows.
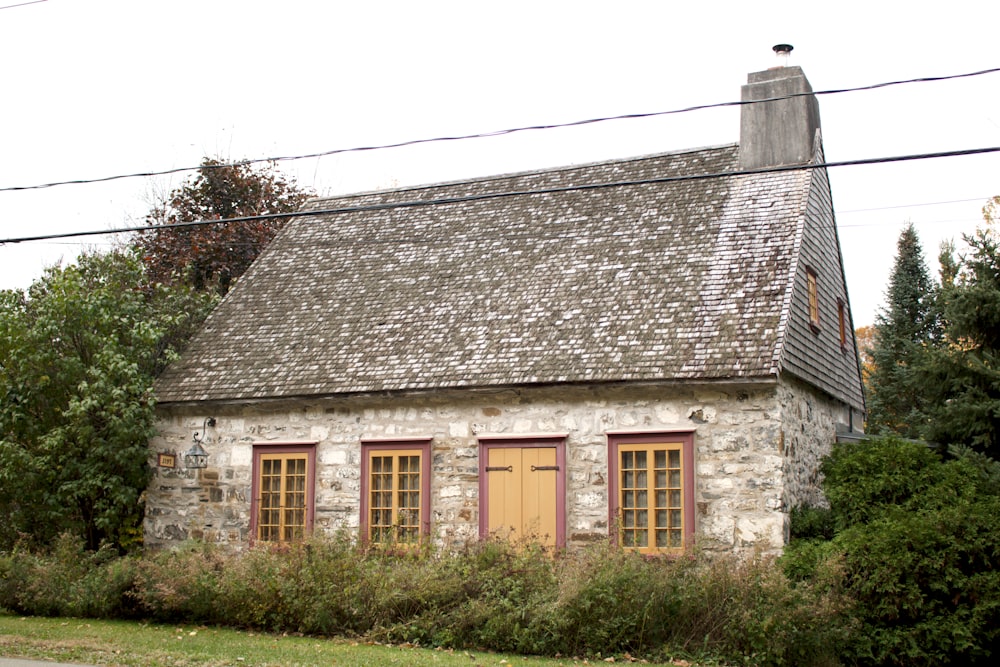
[0,533,140,618]
[785,437,1000,666]
[3,533,848,666]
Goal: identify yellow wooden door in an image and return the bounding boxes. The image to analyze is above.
[487,447,557,547]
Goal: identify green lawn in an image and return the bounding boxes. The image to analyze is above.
[0,614,696,667]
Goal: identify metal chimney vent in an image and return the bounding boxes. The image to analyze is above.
[773,44,793,66]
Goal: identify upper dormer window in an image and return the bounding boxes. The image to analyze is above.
[806,268,820,331]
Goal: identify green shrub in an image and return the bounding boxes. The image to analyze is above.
[821,438,948,530]
[789,504,835,540]
[534,545,679,657]
[131,540,229,623]
[439,538,558,654]
[4,533,850,665]
[787,437,1000,666]
[0,534,139,618]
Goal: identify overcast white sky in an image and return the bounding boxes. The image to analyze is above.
[1,1,998,327]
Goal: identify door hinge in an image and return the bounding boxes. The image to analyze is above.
[485,465,513,472]
[530,465,559,472]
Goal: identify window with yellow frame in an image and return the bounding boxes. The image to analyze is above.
[608,432,695,554]
[361,439,431,545]
[252,444,315,544]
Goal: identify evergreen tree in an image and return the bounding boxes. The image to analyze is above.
[865,224,938,437]
[920,224,1000,457]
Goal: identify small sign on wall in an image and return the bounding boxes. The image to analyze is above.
[157,453,177,468]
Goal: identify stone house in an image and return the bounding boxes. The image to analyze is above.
[145,61,865,554]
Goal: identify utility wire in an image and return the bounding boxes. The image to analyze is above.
[3,145,999,246]
[2,66,998,195]
[0,0,47,10]
[837,197,991,214]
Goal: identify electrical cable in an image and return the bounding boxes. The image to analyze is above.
[0,0,47,10]
[1,66,998,194]
[3,145,998,246]
[837,197,992,214]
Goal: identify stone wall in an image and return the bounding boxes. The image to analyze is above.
[779,375,855,512]
[145,378,844,553]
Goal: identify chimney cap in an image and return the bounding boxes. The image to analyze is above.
[772,44,794,55]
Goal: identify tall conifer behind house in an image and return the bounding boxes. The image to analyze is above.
[865,224,938,437]
[919,205,1000,456]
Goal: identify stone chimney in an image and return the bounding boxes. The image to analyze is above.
[739,45,821,170]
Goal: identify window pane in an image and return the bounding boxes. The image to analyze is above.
[668,450,680,468]
[656,529,669,548]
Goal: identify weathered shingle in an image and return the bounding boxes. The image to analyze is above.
[155,145,817,404]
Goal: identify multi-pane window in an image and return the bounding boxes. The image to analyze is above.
[252,445,315,544]
[618,444,684,551]
[368,450,422,543]
[361,440,431,545]
[608,432,694,554]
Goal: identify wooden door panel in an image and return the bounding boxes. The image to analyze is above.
[486,447,556,547]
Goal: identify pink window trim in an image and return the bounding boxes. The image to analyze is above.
[360,438,433,541]
[606,430,696,550]
[477,435,567,548]
[249,442,318,545]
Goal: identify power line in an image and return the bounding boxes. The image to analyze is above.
[2,66,998,195]
[837,197,991,214]
[3,145,998,246]
[0,0,47,10]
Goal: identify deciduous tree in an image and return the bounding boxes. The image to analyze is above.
[0,249,216,551]
[854,325,875,385]
[137,158,312,295]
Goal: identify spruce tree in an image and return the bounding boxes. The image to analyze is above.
[865,224,937,437]
[920,225,1000,456]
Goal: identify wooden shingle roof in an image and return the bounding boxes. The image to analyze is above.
[155,145,826,404]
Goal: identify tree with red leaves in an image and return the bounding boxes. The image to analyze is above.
[137,158,313,295]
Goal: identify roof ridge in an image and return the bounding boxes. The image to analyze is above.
[307,143,740,205]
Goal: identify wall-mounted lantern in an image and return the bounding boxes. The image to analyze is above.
[184,417,216,469]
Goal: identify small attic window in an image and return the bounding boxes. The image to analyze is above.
[806,268,820,332]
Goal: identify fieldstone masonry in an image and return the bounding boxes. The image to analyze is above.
[145,376,848,553]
